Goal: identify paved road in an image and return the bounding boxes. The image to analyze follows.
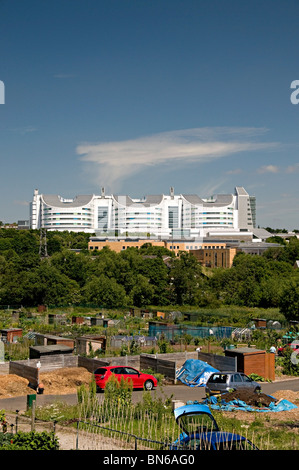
[1,378,299,413]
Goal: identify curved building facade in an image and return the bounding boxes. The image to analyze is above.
[30,186,255,237]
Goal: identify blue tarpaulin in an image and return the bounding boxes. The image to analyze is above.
[201,396,297,412]
[176,359,219,387]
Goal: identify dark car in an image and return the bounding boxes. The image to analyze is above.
[169,404,258,450]
[94,365,158,392]
[205,371,261,396]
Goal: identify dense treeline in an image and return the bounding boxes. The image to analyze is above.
[0,229,299,320]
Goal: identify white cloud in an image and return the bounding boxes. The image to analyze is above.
[257,165,279,174]
[76,127,279,190]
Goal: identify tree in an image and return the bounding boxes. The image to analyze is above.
[279,279,299,321]
[130,274,155,307]
[169,252,203,305]
[82,274,127,308]
[51,250,91,287]
[22,261,82,306]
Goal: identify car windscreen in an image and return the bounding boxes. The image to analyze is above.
[208,374,228,384]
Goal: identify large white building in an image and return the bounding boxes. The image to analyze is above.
[30,186,256,239]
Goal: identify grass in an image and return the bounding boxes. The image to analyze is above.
[213,410,299,450]
[26,400,80,424]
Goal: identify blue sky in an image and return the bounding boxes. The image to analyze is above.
[0,0,299,229]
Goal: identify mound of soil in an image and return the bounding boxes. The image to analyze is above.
[0,374,31,398]
[39,367,93,394]
[0,368,93,399]
[220,389,275,407]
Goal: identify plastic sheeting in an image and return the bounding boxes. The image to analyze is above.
[201,396,297,412]
[176,359,219,387]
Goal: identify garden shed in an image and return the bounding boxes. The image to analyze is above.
[76,335,107,355]
[0,328,23,343]
[252,318,267,329]
[29,344,74,359]
[35,333,75,349]
[224,347,275,381]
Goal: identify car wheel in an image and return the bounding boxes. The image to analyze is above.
[254,387,261,394]
[144,380,154,391]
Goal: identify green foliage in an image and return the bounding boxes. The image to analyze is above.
[0,431,59,450]
[157,336,172,353]
[103,374,133,407]
[32,400,79,423]
[279,347,299,376]
[134,390,172,427]
[120,339,141,356]
[279,280,299,321]
[248,373,268,382]
[77,377,98,418]
[0,228,299,317]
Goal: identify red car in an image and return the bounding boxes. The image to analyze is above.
[94,366,158,392]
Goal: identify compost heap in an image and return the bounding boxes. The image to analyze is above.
[220,389,274,407]
[203,389,297,412]
[0,368,93,398]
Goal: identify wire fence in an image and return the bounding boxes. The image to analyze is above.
[1,412,263,450]
[1,412,170,450]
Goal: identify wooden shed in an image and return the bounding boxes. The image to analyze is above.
[252,318,267,329]
[0,328,22,343]
[90,316,103,326]
[29,344,74,359]
[71,316,84,324]
[76,335,107,355]
[224,347,275,381]
[35,333,75,349]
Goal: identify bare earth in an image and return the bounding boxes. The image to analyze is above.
[0,367,93,398]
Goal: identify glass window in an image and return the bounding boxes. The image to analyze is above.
[111,367,125,374]
[241,374,251,382]
[123,367,139,375]
[208,374,227,384]
[233,374,242,382]
[94,368,107,375]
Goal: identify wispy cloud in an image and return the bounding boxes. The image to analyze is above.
[286,163,299,173]
[10,126,37,135]
[257,163,299,174]
[76,127,279,190]
[257,165,279,174]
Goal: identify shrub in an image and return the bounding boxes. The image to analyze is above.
[0,431,59,450]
